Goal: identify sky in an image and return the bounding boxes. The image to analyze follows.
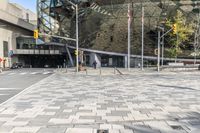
[9,0,36,13]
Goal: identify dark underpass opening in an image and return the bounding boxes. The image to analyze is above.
[19,55,67,68]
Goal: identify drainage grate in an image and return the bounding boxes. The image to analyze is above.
[97,129,109,133]
[171,125,184,130]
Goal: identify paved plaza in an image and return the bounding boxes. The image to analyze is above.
[0,69,200,133]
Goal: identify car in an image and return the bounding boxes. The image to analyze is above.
[11,63,23,69]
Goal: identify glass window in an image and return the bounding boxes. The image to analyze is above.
[3,41,8,57]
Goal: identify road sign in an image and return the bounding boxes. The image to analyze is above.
[8,50,14,57]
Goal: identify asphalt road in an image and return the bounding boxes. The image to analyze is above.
[0,68,54,104]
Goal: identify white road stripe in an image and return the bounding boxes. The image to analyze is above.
[8,73,16,75]
[0,88,20,90]
[0,94,9,96]
[43,72,52,75]
[30,72,39,75]
[19,72,27,75]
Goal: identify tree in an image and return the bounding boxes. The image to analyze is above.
[165,10,194,59]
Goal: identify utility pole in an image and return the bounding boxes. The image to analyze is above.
[141,6,144,70]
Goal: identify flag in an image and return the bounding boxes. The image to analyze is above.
[127,4,133,23]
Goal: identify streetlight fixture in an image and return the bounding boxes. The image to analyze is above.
[156,25,173,72]
[127,3,132,71]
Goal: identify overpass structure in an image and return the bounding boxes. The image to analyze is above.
[36,0,200,68]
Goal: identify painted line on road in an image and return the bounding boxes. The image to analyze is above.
[0,94,9,96]
[0,73,55,107]
[30,72,39,75]
[19,72,27,75]
[0,88,21,90]
[43,72,52,75]
[8,73,16,75]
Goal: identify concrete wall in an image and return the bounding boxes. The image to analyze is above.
[0,1,36,68]
[0,0,8,11]
[0,21,33,67]
[10,3,37,25]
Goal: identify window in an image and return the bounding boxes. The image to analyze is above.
[26,13,29,22]
[3,41,8,57]
[110,36,113,42]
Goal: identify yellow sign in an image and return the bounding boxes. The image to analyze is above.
[34,29,39,39]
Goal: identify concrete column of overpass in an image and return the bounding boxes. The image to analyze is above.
[124,56,128,68]
[90,53,101,68]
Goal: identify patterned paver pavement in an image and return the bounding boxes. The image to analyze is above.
[0,70,200,133]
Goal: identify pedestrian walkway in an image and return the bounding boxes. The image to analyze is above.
[0,71,200,133]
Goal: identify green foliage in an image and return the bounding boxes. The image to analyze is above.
[165,10,194,58]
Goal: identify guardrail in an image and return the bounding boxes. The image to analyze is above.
[114,67,124,75]
[161,65,200,71]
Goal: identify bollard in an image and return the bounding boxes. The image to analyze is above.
[66,66,68,73]
[114,67,116,74]
[100,67,102,75]
[60,66,63,72]
[57,65,60,72]
[86,68,88,75]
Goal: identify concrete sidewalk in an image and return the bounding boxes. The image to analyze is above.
[0,71,200,133]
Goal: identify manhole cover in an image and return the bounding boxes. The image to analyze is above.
[97,129,109,133]
[171,125,184,130]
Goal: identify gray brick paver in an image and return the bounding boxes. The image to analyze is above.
[0,71,199,133]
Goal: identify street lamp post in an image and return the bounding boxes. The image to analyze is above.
[161,28,164,66]
[66,0,79,72]
[157,30,161,72]
[127,3,132,71]
[156,26,173,71]
[141,6,144,70]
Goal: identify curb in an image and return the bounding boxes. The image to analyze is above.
[0,73,56,107]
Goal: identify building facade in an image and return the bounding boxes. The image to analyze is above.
[0,0,37,68]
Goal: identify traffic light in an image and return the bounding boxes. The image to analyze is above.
[172,24,177,34]
[74,50,78,56]
[34,29,39,39]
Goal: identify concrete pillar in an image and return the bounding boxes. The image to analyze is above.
[90,53,101,68]
[124,56,128,68]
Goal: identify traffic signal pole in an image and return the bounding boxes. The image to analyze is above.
[156,26,173,72]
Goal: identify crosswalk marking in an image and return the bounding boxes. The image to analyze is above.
[8,73,16,75]
[0,88,20,90]
[0,94,9,96]
[43,72,52,75]
[30,72,39,75]
[19,72,27,75]
[6,71,53,76]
